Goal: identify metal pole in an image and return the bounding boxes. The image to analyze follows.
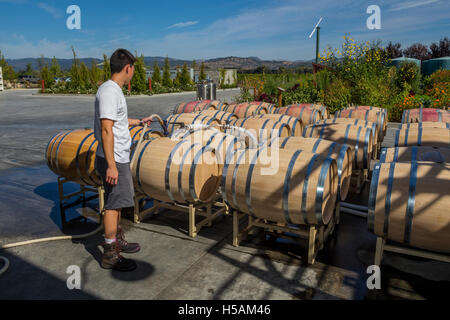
[339,206,367,218]
[315,26,320,64]
[340,202,368,212]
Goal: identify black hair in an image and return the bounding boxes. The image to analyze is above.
[110,49,136,74]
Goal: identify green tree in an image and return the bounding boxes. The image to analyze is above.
[90,60,101,85]
[49,56,61,78]
[0,50,16,80]
[192,59,196,70]
[37,55,53,88]
[173,67,181,87]
[70,46,82,88]
[80,62,90,87]
[102,53,111,81]
[40,64,53,90]
[152,62,161,83]
[25,63,34,76]
[162,56,172,87]
[199,61,206,81]
[131,54,147,93]
[180,63,191,87]
[219,68,226,88]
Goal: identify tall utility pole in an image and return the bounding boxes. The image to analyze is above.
[315,26,320,64]
[309,17,323,64]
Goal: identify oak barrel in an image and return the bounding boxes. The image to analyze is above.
[380,146,450,163]
[196,109,238,124]
[254,114,303,136]
[170,128,241,164]
[229,118,290,143]
[368,162,450,253]
[129,125,164,142]
[273,104,321,126]
[224,102,269,118]
[334,108,386,134]
[397,122,450,130]
[132,137,222,203]
[222,147,338,225]
[345,106,388,123]
[317,118,380,146]
[394,127,450,148]
[45,129,102,186]
[303,123,373,170]
[172,100,223,114]
[401,108,450,123]
[264,136,353,201]
[165,114,221,135]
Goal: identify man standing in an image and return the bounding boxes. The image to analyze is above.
[94,49,152,272]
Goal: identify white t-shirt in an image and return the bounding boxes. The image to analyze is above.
[94,80,132,163]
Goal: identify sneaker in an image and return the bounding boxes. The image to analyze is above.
[116,225,141,253]
[101,241,137,271]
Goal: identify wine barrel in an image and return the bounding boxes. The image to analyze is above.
[273,105,321,125]
[401,108,450,123]
[317,118,380,145]
[172,100,223,114]
[196,110,238,124]
[221,147,338,225]
[129,125,164,143]
[251,101,277,114]
[253,114,303,136]
[170,128,241,164]
[368,162,450,253]
[265,136,353,201]
[397,122,450,130]
[345,106,388,122]
[380,146,450,163]
[224,102,268,118]
[394,127,450,148]
[303,123,373,170]
[229,118,290,142]
[312,104,330,119]
[45,129,102,186]
[334,109,386,134]
[132,137,222,203]
[292,103,329,119]
[165,114,221,135]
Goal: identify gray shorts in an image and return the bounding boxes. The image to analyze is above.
[95,156,135,210]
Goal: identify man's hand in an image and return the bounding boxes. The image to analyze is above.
[106,166,119,185]
[141,117,153,126]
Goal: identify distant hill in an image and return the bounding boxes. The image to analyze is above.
[6,56,313,72]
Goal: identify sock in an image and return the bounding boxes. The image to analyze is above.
[104,237,116,244]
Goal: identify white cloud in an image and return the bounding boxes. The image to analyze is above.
[37,2,64,19]
[168,21,199,29]
[389,0,441,11]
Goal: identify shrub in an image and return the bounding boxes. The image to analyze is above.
[395,61,421,94]
[282,79,319,105]
[390,94,433,122]
[319,78,352,114]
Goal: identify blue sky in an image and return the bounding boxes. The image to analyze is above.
[0,0,449,60]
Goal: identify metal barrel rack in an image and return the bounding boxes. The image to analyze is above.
[132,192,229,238]
[57,176,104,227]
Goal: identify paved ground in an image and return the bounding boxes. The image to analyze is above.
[0,88,240,171]
[0,89,448,300]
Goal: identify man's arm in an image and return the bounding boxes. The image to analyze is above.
[128,118,141,126]
[101,118,118,186]
[128,117,153,126]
